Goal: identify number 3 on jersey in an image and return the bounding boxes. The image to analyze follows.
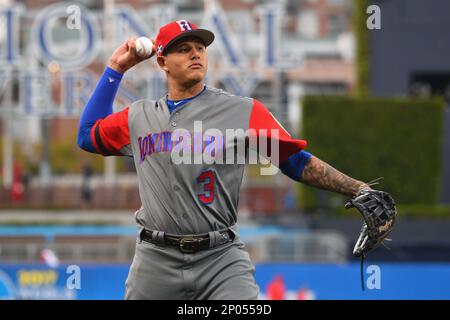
[197,170,215,204]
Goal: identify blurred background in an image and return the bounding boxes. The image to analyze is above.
[0,0,449,300]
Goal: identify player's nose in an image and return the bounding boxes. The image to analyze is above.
[191,47,201,59]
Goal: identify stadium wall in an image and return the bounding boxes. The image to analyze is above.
[0,263,449,300]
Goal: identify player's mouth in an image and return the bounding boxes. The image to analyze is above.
[189,63,203,69]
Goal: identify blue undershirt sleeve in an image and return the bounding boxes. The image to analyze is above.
[279,150,313,182]
[77,67,123,153]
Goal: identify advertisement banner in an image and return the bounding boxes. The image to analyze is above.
[1,263,449,300]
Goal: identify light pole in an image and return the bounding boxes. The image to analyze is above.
[103,0,117,185]
[1,0,13,189]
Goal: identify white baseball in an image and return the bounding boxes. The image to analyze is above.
[135,37,154,58]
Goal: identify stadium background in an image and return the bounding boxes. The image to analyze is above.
[1,0,450,299]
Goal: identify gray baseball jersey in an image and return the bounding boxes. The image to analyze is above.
[86,85,309,299]
[91,87,307,235]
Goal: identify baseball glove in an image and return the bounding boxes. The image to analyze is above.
[345,189,397,257]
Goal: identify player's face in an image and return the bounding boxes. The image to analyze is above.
[160,38,208,86]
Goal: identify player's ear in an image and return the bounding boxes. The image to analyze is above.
[157,56,169,72]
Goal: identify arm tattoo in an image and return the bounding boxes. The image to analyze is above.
[300,156,368,197]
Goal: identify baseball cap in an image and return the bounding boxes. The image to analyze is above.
[154,19,215,57]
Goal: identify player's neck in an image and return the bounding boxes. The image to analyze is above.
[167,81,205,101]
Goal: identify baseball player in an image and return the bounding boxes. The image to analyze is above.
[77,20,374,299]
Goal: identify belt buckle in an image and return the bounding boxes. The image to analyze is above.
[179,237,198,253]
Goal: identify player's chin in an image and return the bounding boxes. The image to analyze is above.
[186,69,206,82]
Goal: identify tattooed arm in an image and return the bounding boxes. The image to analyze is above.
[300,156,370,197]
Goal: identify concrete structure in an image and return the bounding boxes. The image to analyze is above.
[369,0,450,203]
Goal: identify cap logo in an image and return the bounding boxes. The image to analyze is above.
[157,44,163,55]
[176,20,192,31]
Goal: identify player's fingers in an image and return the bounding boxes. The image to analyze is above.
[127,38,136,52]
[118,41,128,51]
[111,41,129,56]
[126,37,140,61]
[149,37,156,57]
[109,41,129,65]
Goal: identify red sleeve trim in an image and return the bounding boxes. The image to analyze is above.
[249,99,307,163]
[90,120,103,154]
[90,107,130,156]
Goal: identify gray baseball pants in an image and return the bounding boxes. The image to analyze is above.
[124,229,260,300]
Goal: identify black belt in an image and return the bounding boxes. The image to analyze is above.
[140,228,234,253]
